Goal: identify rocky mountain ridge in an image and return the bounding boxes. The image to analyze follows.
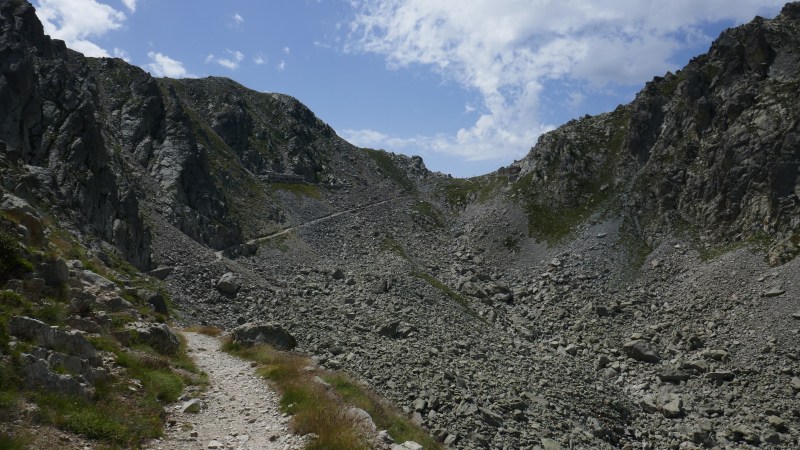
[1,0,799,449]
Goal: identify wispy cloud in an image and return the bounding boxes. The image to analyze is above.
[283,46,291,54]
[346,0,785,162]
[35,0,128,57]
[254,54,266,65]
[277,59,286,71]
[206,50,245,70]
[121,0,136,13]
[146,51,192,78]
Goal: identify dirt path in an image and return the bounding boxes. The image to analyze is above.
[146,332,305,450]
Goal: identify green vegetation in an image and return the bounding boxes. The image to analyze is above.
[325,374,444,450]
[380,237,407,259]
[443,178,480,206]
[273,182,321,199]
[33,389,163,445]
[363,149,416,193]
[412,200,445,228]
[411,271,482,321]
[0,432,29,450]
[442,174,506,207]
[0,228,33,282]
[222,340,371,450]
[513,108,629,243]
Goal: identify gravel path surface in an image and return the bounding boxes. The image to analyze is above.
[146,332,305,450]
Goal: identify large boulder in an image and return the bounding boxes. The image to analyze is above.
[42,258,69,285]
[126,322,181,355]
[622,339,661,363]
[10,316,96,359]
[216,272,240,295]
[233,322,296,350]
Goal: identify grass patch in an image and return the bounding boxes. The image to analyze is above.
[380,238,407,259]
[223,339,371,450]
[0,228,33,282]
[411,271,482,321]
[412,200,445,228]
[363,149,416,193]
[273,182,321,199]
[0,432,30,450]
[33,389,164,446]
[324,374,444,450]
[443,178,480,206]
[184,325,223,337]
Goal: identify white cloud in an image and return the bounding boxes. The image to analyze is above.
[121,0,135,13]
[277,60,286,71]
[254,54,266,65]
[112,47,130,62]
[207,50,245,70]
[146,51,192,78]
[35,0,128,57]
[233,13,244,24]
[283,46,291,54]
[346,0,785,162]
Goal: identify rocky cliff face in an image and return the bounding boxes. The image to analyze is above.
[515,4,800,262]
[0,0,151,268]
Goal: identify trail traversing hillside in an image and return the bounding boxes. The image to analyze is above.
[146,333,305,450]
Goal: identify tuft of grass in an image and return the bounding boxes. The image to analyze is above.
[0,432,29,450]
[223,339,372,450]
[33,389,164,446]
[184,325,223,337]
[380,238,407,259]
[324,374,444,450]
[411,271,482,321]
[412,201,445,228]
[272,182,321,199]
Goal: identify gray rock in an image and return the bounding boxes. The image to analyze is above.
[622,339,661,363]
[391,442,422,450]
[762,287,785,297]
[42,258,69,285]
[148,266,174,280]
[348,407,377,433]
[706,370,735,382]
[127,322,181,355]
[658,369,691,383]
[19,353,92,399]
[233,322,296,350]
[9,316,96,359]
[216,272,241,294]
[640,393,684,418]
[540,438,563,450]
[146,292,169,315]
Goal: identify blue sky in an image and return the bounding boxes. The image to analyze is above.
[35,0,785,177]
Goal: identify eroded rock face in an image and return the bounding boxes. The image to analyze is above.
[0,0,152,269]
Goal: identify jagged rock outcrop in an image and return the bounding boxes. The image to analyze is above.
[0,0,152,268]
[515,4,800,261]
